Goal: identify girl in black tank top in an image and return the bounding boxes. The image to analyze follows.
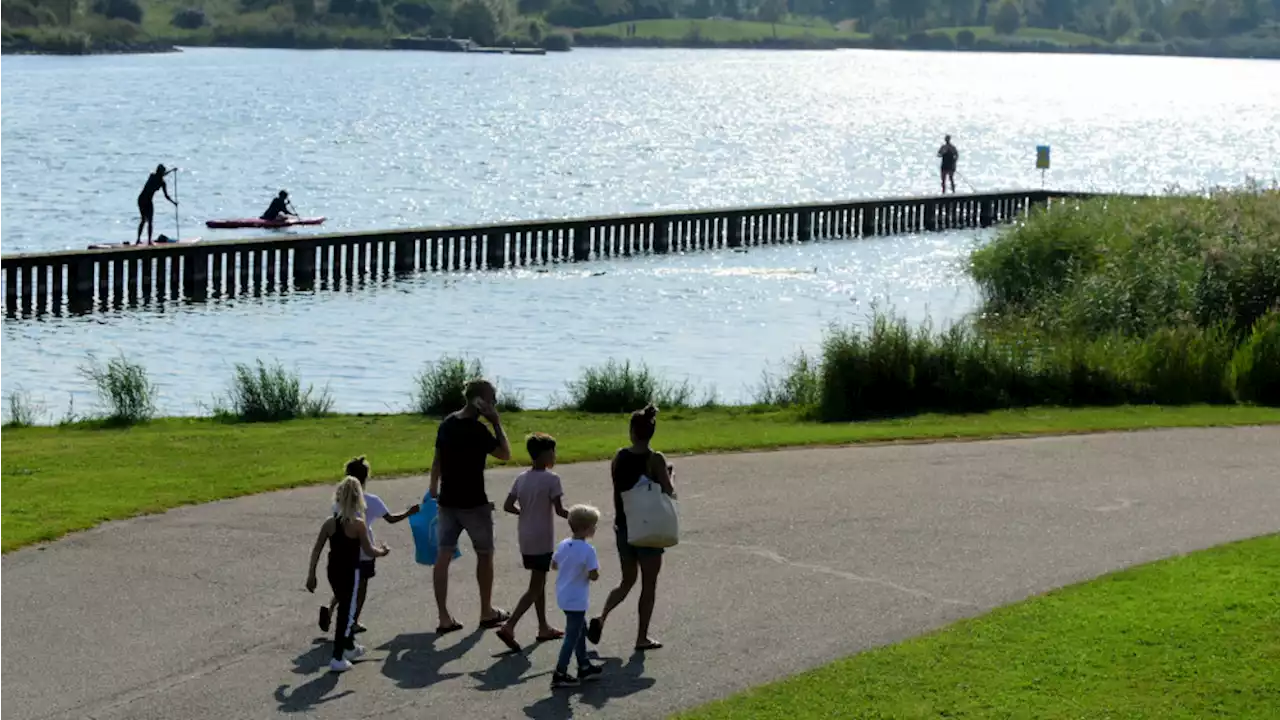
[611,448,653,533]
[305,477,389,672]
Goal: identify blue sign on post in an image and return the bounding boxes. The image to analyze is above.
[1036,145,1051,170]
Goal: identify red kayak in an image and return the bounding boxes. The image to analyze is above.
[205,216,326,229]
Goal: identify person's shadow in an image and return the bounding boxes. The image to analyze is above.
[274,638,355,712]
[522,651,655,719]
[470,648,540,692]
[379,628,486,690]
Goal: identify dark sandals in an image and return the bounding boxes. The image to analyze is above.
[635,640,664,651]
[435,621,464,635]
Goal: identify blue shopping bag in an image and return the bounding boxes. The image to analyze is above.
[410,493,463,566]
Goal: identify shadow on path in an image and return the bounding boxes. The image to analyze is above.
[523,651,656,719]
[379,628,486,690]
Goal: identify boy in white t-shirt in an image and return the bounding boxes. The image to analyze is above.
[319,456,419,634]
[550,504,603,689]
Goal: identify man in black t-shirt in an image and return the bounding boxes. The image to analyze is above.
[429,379,513,634]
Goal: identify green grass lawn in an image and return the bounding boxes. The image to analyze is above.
[676,533,1280,719]
[3,404,1278,552]
[576,18,866,42]
[930,25,1103,45]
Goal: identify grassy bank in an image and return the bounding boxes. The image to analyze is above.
[676,533,1280,719]
[6,405,1279,552]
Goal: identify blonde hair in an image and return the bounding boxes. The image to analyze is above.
[567,504,601,534]
[333,476,367,524]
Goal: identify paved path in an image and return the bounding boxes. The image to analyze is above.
[4,427,1279,720]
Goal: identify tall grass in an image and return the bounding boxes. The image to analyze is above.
[78,354,158,425]
[3,390,43,428]
[566,360,694,413]
[755,352,821,408]
[1231,311,1280,406]
[218,360,333,423]
[411,356,523,417]
[816,313,1240,422]
[972,188,1280,339]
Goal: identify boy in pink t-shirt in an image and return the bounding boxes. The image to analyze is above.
[495,432,570,651]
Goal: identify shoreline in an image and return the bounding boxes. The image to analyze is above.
[3,36,1277,61]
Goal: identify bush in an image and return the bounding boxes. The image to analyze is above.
[393,0,434,29]
[566,360,693,413]
[1124,324,1235,404]
[992,0,1021,35]
[410,356,521,416]
[92,0,143,24]
[79,354,158,425]
[171,8,207,29]
[4,389,44,428]
[755,352,820,408]
[1232,311,1280,405]
[542,30,572,51]
[956,29,976,48]
[218,360,333,422]
[452,0,499,46]
[1138,29,1161,43]
[871,17,897,45]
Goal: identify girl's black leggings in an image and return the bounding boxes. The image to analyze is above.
[327,565,361,661]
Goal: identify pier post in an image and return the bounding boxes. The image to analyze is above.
[68,258,94,313]
[183,250,208,299]
[5,264,18,314]
[395,238,415,274]
[486,232,506,269]
[294,242,317,289]
[653,220,670,254]
[979,199,994,228]
[571,224,591,262]
[797,210,813,242]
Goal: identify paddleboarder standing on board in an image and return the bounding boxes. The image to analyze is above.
[938,136,959,194]
[136,164,177,245]
[261,190,298,222]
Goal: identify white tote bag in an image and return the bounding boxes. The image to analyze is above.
[621,476,680,548]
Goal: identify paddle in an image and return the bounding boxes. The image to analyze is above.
[172,167,180,241]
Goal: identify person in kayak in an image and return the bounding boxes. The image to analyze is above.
[136,164,177,245]
[261,190,297,222]
[938,135,959,194]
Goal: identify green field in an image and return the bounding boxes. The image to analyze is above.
[929,25,1103,45]
[4,404,1279,552]
[576,18,866,42]
[677,533,1280,719]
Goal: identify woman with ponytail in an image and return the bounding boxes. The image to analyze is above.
[587,404,675,651]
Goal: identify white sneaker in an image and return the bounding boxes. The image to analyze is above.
[329,658,353,673]
[343,645,367,662]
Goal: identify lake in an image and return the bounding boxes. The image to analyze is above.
[2,48,1277,418]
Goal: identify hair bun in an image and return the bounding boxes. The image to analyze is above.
[643,404,658,419]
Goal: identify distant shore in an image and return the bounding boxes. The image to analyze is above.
[4,26,1277,61]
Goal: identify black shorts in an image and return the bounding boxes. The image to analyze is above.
[359,559,376,579]
[522,553,553,572]
[138,196,154,220]
[941,165,957,175]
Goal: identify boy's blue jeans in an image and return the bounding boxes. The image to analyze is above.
[557,611,590,673]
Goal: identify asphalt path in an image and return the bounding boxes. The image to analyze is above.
[3,426,1278,720]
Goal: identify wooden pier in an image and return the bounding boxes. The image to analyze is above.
[1,190,1089,318]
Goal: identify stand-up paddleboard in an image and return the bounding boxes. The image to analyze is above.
[205,216,326,229]
[87,236,202,250]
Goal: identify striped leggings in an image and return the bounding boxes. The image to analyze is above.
[327,564,362,660]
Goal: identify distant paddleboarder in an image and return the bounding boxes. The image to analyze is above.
[137,164,177,245]
[938,135,959,194]
[261,190,297,222]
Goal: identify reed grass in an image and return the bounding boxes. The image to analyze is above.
[565,360,694,413]
[216,360,333,422]
[78,354,157,426]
